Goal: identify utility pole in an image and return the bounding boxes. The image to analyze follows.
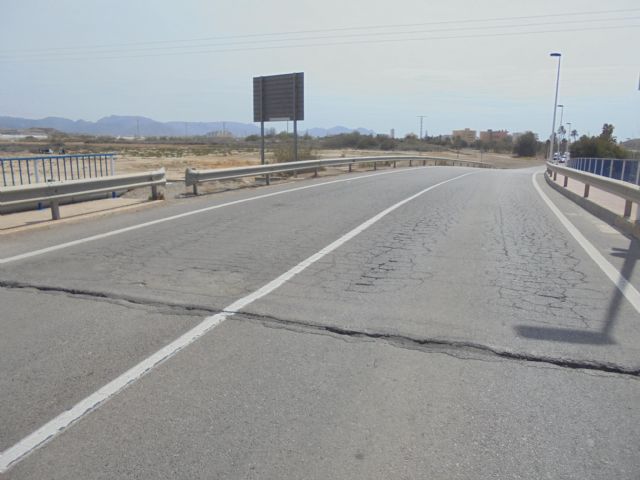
[417,115,427,140]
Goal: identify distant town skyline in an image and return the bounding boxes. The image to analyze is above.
[1,0,639,140]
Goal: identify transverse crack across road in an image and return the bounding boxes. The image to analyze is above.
[2,279,638,378]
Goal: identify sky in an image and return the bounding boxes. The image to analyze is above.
[1,0,639,140]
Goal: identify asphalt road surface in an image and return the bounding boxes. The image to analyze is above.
[1,165,639,479]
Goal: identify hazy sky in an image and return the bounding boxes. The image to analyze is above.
[1,0,639,139]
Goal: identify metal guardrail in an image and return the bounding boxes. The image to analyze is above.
[565,157,640,185]
[185,155,491,195]
[0,153,116,187]
[0,168,166,220]
[546,162,640,219]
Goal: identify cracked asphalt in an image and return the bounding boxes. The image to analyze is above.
[1,166,639,479]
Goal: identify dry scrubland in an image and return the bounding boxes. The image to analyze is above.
[113,147,544,180]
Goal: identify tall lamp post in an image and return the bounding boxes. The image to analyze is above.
[566,121,572,152]
[548,52,562,162]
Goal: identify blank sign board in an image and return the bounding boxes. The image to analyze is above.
[253,72,304,122]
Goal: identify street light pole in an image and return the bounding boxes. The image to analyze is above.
[548,52,562,162]
[566,121,572,151]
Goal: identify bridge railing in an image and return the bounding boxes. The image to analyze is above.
[546,161,640,219]
[565,157,640,185]
[0,168,165,220]
[0,153,116,187]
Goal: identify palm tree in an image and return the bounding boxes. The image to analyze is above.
[571,129,578,143]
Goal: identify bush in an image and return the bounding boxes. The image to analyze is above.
[272,143,316,162]
[513,131,538,157]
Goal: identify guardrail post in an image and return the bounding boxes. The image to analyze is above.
[563,176,568,187]
[266,174,271,185]
[348,163,352,172]
[624,200,632,218]
[193,183,199,196]
[553,171,557,181]
[374,163,377,171]
[584,184,590,198]
[151,185,159,200]
[51,200,61,220]
[314,168,318,177]
[409,159,412,167]
[393,161,396,168]
[423,159,426,166]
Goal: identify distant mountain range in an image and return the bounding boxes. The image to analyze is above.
[0,115,375,138]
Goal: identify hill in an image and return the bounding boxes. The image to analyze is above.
[0,115,373,138]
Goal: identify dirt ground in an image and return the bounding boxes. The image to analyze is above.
[114,148,543,181]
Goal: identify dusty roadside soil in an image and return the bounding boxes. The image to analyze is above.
[114,148,543,180]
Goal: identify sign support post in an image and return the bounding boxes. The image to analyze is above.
[253,72,304,167]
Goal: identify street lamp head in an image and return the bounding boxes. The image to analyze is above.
[550,52,561,57]
[557,104,564,108]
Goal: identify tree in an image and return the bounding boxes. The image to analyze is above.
[570,129,578,143]
[600,123,615,141]
[513,131,538,157]
[569,123,630,159]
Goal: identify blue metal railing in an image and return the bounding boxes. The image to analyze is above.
[0,153,116,187]
[565,157,640,185]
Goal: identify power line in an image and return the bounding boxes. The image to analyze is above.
[2,14,637,60]
[0,7,638,56]
[1,22,638,63]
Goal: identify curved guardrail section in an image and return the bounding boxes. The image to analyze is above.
[546,161,640,219]
[0,168,166,220]
[185,155,491,195]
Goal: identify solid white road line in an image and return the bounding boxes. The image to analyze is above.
[1,166,444,265]
[532,171,640,314]
[0,171,475,472]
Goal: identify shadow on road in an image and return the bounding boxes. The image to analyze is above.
[515,241,639,345]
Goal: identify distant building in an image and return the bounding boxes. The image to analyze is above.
[452,128,476,144]
[390,128,395,139]
[479,129,509,142]
[207,130,234,138]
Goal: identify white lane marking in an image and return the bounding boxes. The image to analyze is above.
[0,171,475,472]
[1,166,443,266]
[532,171,640,314]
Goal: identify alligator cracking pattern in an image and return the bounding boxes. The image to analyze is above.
[286,183,472,295]
[484,183,610,329]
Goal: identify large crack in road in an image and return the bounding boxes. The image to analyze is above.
[237,311,640,378]
[3,278,638,379]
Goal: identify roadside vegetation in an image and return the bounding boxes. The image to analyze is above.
[3,124,637,168]
[569,124,634,159]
